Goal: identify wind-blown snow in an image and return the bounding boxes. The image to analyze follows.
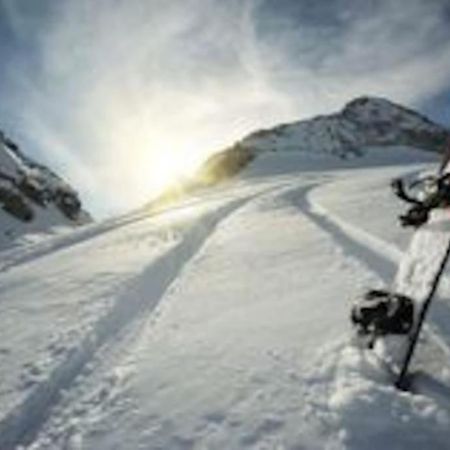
[0,148,449,449]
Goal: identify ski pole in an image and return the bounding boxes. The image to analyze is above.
[395,237,450,390]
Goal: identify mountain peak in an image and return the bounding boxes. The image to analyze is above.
[343,95,393,110]
[341,96,437,127]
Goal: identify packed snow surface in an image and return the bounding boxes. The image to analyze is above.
[1,147,450,449]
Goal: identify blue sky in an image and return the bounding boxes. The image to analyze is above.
[1,0,450,217]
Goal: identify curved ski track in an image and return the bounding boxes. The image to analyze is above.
[0,186,285,450]
[0,181,276,274]
[23,179,344,450]
[296,186,450,361]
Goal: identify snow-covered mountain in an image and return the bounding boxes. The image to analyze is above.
[245,96,449,155]
[198,97,449,183]
[0,130,90,248]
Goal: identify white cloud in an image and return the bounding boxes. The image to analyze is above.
[2,0,450,216]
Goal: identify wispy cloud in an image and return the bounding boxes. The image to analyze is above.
[254,0,450,109]
[1,0,450,216]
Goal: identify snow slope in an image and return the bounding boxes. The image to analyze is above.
[1,148,450,449]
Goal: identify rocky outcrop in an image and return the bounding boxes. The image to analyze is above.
[0,130,91,246]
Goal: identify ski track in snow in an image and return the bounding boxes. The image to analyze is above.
[284,185,398,283]
[0,209,152,274]
[0,188,278,450]
[0,179,281,275]
[25,176,356,450]
[26,178,356,450]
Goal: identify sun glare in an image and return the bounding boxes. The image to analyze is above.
[148,150,205,195]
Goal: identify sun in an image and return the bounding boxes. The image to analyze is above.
[148,150,204,195]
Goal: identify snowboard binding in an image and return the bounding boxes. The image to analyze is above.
[351,289,414,347]
[391,174,450,228]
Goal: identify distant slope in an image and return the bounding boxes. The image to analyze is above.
[0,130,91,248]
[196,96,449,183]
